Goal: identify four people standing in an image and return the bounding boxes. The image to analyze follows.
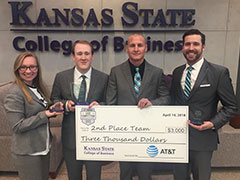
[4,30,238,180]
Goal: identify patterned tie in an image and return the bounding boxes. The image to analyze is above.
[184,66,193,99]
[78,75,86,102]
[134,67,141,94]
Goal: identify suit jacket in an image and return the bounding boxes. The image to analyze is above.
[171,59,237,151]
[4,83,49,155]
[51,67,108,149]
[106,60,170,105]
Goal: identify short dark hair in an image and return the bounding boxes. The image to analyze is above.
[183,29,206,45]
[126,33,146,45]
[72,40,94,55]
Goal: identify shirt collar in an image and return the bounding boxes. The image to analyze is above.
[185,58,204,71]
[128,59,145,71]
[74,67,92,80]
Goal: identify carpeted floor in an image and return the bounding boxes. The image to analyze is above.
[0,161,240,180]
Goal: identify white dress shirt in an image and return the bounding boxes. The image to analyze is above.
[73,67,92,101]
[65,67,92,111]
[181,58,204,90]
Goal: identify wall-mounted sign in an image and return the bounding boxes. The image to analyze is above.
[9,1,196,55]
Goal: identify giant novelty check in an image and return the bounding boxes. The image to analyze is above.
[76,106,188,163]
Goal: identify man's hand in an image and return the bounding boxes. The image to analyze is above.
[88,101,99,108]
[138,98,152,109]
[67,100,75,112]
[188,120,214,131]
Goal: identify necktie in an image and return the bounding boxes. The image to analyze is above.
[134,67,141,94]
[78,75,86,102]
[184,66,193,99]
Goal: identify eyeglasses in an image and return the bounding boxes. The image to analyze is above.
[19,65,38,72]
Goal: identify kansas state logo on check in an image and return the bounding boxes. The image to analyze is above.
[80,108,96,126]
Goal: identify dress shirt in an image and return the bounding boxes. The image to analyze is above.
[27,86,50,156]
[181,58,204,90]
[73,67,92,101]
[65,67,92,111]
[128,59,145,82]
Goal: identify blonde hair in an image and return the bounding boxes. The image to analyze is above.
[13,52,50,104]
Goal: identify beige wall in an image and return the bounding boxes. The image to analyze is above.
[1,0,240,92]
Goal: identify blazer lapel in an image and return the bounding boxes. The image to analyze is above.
[120,61,137,99]
[67,68,76,101]
[176,65,186,99]
[138,61,152,97]
[189,60,208,99]
[87,68,97,101]
[28,88,48,108]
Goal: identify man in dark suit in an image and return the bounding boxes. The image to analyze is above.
[51,40,108,180]
[171,29,238,180]
[106,33,170,180]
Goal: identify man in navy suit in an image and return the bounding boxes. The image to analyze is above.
[171,29,238,180]
[106,33,170,180]
[51,40,108,180]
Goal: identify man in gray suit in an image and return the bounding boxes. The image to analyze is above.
[51,40,108,180]
[171,29,238,180]
[106,33,170,180]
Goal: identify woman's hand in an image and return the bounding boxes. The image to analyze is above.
[46,102,64,117]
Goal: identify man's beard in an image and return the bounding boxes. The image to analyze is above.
[184,49,203,63]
